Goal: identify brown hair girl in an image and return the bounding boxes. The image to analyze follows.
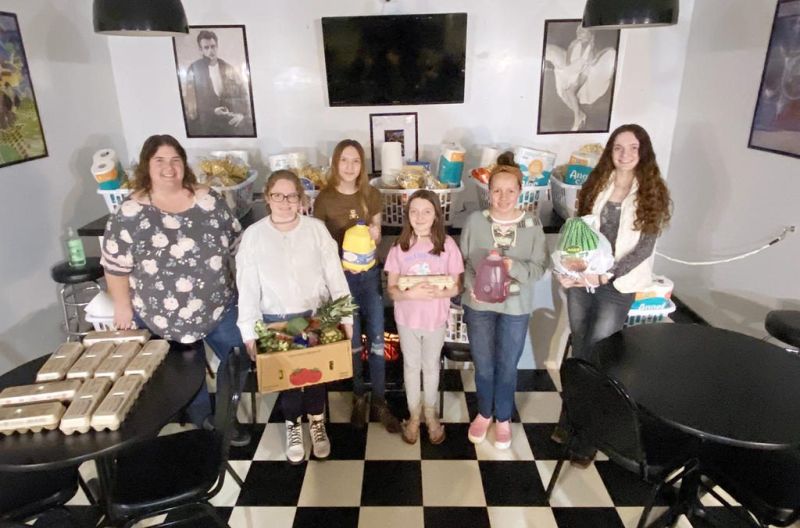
[577,124,672,235]
[327,139,371,218]
[489,151,523,190]
[132,134,198,193]
[395,190,446,255]
[265,169,308,209]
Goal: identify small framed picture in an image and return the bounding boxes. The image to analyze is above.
[172,25,257,138]
[538,20,620,134]
[369,112,419,174]
[0,11,48,169]
[748,0,800,159]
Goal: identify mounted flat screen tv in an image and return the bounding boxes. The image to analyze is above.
[322,13,467,106]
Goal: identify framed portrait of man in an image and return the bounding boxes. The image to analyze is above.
[172,25,257,138]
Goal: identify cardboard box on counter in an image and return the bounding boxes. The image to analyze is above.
[256,339,353,393]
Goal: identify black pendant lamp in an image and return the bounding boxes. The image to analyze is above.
[582,0,679,29]
[94,0,189,36]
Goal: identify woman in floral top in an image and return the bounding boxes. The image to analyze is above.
[101,134,249,445]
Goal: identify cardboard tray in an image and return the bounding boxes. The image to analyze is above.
[255,326,353,393]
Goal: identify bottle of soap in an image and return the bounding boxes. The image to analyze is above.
[65,227,86,268]
[341,220,376,272]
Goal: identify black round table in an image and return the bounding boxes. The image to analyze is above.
[0,347,206,471]
[596,324,800,449]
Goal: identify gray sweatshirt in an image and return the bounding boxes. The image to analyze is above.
[460,210,547,315]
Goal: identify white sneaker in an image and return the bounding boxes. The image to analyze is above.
[285,418,305,464]
[308,413,331,460]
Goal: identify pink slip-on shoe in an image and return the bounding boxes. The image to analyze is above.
[494,420,512,450]
[468,414,492,444]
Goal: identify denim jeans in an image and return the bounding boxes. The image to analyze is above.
[566,283,635,364]
[260,311,326,421]
[135,300,245,427]
[464,306,530,422]
[346,266,386,399]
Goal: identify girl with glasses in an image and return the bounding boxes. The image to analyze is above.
[236,170,353,464]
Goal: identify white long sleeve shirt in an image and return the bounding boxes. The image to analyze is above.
[235,215,352,341]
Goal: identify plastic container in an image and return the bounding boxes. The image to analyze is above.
[624,299,676,327]
[444,306,469,344]
[473,250,510,303]
[475,181,550,214]
[550,174,582,219]
[369,179,462,226]
[341,221,376,272]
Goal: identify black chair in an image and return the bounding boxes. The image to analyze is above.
[698,444,800,527]
[0,465,83,524]
[104,347,246,527]
[765,310,800,350]
[546,358,697,528]
[438,342,472,419]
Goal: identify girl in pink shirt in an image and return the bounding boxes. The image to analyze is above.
[385,190,464,444]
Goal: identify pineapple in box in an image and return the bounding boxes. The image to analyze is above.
[315,295,358,344]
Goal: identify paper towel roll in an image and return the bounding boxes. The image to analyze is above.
[381,142,403,173]
[479,146,500,168]
[93,148,117,165]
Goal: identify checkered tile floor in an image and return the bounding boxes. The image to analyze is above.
[64,363,782,528]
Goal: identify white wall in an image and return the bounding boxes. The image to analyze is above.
[109,0,694,184]
[660,0,800,337]
[0,2,126,371]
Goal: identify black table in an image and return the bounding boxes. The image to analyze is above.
[596,324,800,449]
[0,348,206,471]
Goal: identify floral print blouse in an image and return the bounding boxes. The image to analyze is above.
[101,189,241,343]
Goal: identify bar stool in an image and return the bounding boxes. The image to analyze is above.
[765,310,800,352]
[50,257,103,341]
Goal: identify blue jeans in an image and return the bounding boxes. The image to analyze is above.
[261,311,326,421]
[346,266,386,399]
[464,306,530,422]
[135,301,244,427]
[566,284,635,364]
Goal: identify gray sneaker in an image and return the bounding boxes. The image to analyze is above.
[308,413,331,459]
[285,418,305,464]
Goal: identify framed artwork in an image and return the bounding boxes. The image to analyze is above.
[172,25,256,138]
[0,12,47,169]
[748,0,800,159]
[369,112,419,174]
[538,20,620,134]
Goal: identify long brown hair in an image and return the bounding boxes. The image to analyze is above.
[327,139,371,219]
[132,134,197,194]
[395,190,446,255]
[489,151,523,190]
[265,169,308,209]
[577,124,672,235]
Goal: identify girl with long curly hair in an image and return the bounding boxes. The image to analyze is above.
[553,124,672,463]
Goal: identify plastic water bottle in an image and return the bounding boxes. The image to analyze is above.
[65,227,86,268]
[473,250,509,303]
[341,220,376,272]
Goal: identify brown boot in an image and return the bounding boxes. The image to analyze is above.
[351,394,369,428]
[371,397,401,434]
[424,406,445,445]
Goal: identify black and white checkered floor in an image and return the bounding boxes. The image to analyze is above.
[64,359,792,528]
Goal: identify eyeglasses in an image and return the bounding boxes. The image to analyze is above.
[268,192,301,203]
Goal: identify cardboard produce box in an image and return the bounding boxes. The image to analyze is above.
[255,339,353,394]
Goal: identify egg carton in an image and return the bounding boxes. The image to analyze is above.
[36,342,85,382]
[60,377,113,435]
[94,342,140,382]
[83,329,151,346]
[0,402,66,435]
[124,340,169,381]
[0,379,82,407]
[397,275,455,291]
[90,375,144,432]
[66,342,116,380]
